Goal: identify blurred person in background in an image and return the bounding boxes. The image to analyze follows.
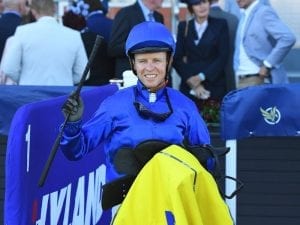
[62,0,115,86]
[83,0,112,42]
[233,0,296,89]
[0,0,30,84]
[81,0,115,85]
[0,0,4,16]
[0,0,88,85]
[209,0,238,92]
[108,0,164,80]
[225,0,269,18]
[0,0,29,62]
[173,0,229,102]
[62,0,87,31]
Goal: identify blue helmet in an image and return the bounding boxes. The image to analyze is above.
[125,22,176,56]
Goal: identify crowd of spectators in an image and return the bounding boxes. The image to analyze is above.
[62,0,115,86]
[0,0,296,106]
[0,0,88,85]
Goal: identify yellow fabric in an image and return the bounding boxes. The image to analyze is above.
[112,145,233,225]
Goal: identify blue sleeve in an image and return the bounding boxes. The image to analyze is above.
[186,104,211,146]
[60,101,113,160]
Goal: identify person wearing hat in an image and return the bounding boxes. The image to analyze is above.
[60,22,234,224]
[60,21,210,184]
[173,0,229,102]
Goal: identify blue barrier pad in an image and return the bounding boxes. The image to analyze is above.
[221,84,300,140]
[4,84,118,225]
[0,85,98,135]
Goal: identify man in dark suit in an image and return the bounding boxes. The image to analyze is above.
[0,0,28,62]
[108,0,164,79]
[81,0,115,86]
[209,0,238,92]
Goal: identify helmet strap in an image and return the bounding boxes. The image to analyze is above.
[128,55,137,75]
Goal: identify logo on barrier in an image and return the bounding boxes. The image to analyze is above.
[35,164,107,225]
[260,106,281,125]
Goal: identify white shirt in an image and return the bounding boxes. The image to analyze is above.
[194,20,208,45]
[1,16,88,85]
[138,0,154,22]
[236,0,260,76]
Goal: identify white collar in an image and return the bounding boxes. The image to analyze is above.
[37,16,57,23]
[194,20,208,33]
[243,0,259,17]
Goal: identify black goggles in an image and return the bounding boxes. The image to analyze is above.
[133,88,173,121]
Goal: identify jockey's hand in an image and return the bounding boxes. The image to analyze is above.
[62,93,84,122]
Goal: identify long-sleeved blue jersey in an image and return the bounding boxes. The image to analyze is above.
[60,81,210,182]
